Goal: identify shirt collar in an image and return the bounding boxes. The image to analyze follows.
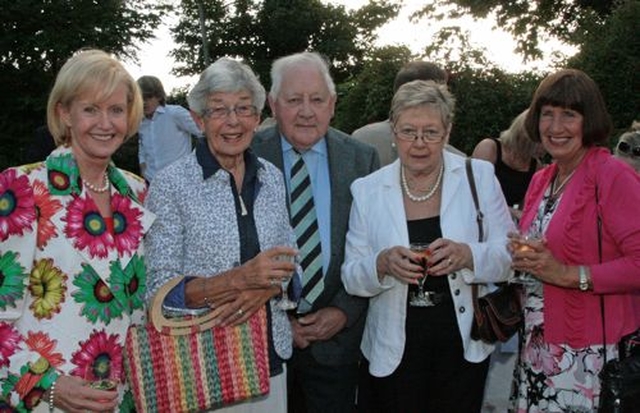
[196,139,262,180]
[279,135,328,157]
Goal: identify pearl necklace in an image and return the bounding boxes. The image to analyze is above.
[83,172,110,193]
[401,163,444,202]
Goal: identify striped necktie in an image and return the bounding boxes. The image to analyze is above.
[290,150,324,304]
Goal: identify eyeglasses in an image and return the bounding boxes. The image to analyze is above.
[202,105,258,119]
[393,127,445,143]
[617,141,640,157]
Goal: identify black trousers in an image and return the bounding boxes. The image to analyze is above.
[287,346,359,413]
[357,299,490,413]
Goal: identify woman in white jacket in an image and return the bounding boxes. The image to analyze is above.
[341,80,514,412]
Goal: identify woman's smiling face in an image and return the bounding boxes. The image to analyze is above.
[60,83,129,163]
[195,90,261,163]
[538,104,584,163]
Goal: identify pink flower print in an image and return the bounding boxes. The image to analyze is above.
[0,169,36,241]
[63,194,114,258]
[111,193,143,255]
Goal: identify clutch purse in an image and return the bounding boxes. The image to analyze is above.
[123,276,270,412]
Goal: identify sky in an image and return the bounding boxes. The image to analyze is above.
[124,0,575,93]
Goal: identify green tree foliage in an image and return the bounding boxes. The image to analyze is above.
[414,0,615,60]
[334,45,413,133]
[446,68,542,154]
[568,0,640,132]
[169,0,399,91]
[0,0,169,170]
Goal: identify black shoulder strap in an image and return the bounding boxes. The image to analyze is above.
[466,157,485,304]
[465,157,484,242]
[493,138,502,164]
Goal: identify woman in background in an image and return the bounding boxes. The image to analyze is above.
[472,109,544,221]
[613,120,640,173]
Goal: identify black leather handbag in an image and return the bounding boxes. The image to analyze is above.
[598,329,640,412]
[465,158,523,344]
[594,185,640,412]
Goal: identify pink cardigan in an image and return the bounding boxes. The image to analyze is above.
[520,147,640,347]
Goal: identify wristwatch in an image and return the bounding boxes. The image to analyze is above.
[579,266,590,291]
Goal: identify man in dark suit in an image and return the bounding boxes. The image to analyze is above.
[252,51,379,413]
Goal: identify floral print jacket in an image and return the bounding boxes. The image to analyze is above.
[0,146,155,412]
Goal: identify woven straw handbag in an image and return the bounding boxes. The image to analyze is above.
[123,276,270,412]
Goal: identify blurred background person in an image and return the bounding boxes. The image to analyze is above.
[252,51,379,413]
[342,80,514,412]
[509,69,640,412]
[137,75,202,182]
[351,60,465,166]
[0,49,154,412]
[23,124,57,163]
[472,109,545,221]
[144,57,295,412]
[613,120,640,173]
[472,108,544,412]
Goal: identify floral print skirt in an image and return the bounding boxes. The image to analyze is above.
[509,282,616,413]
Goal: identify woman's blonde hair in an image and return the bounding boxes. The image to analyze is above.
[500,109,541,162]
[47,49,143,145]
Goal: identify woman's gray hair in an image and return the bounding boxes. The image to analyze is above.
[389,80,455,128]
[187,57,266,114]
[614,127,640,173]
[269,52,336,99]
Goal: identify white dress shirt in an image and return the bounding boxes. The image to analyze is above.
[138,104,202,181]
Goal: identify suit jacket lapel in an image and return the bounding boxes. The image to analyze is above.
[325,131,353,276]
[253,127,285,170]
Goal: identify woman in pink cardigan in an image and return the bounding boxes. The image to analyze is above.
[508,69,640,412]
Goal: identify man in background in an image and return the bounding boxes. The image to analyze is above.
[137,75,202,182]
[351,61,465,166]
[252,51,379,413]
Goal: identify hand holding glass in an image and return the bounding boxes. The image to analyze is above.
[509,229,542,285]
[408,243,435,307]
[275,254,298,310]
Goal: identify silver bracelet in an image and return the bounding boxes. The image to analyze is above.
[48,378,57,413]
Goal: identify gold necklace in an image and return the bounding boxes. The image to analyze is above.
[401,163,444,202]
[551,169,576,197]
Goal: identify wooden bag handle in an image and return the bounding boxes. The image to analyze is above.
[149,276,224,336]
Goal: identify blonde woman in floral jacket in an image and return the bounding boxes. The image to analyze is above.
[0,50,155,412]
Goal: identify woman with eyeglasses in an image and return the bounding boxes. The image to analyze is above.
[341,80,514,412]
[144,57,296,411]
[613,121,640,173]
[508,69,640,412]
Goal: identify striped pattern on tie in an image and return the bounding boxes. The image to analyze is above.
[290,151,324,303]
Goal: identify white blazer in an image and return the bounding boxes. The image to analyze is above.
[341,152,515,377]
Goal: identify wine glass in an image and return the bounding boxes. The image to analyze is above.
[509,229,542,285]
[408,243,435,307]
[276,254,298,310]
